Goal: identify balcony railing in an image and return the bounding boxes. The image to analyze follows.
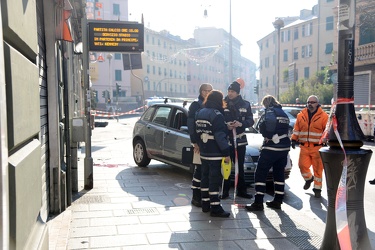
[355,42,375,62]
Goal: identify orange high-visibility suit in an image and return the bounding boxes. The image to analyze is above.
[291,107,328,190]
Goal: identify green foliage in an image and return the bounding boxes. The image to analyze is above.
[279,69,334,105]
[283,69,289,82]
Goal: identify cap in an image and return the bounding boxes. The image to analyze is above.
[228,81,241,94]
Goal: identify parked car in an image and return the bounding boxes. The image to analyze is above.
[132,103,293,185]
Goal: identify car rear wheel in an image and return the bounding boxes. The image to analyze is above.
[133,139,151,167]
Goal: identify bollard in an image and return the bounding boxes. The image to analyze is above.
[320,147,372,249]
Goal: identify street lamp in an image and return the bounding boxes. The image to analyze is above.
[229,0,233,83]
[273,18,284,100]
[319,0,372,249]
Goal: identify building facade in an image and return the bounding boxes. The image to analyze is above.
[257,4,330,99]
[0,0,85,249]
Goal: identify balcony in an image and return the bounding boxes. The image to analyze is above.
[355,42,375,66]
[330,42,375,70]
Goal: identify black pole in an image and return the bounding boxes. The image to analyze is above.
[62,42,72,206]
[319,1,372,249]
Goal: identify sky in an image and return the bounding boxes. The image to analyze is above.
[128,0,318,65]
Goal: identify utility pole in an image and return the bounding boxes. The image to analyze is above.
[82,17,93,190]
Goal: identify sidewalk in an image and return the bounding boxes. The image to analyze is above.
[48,118,325,250]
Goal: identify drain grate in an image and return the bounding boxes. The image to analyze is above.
[73,195,111,204]
[132,172,159,176]
[124,208,159,216]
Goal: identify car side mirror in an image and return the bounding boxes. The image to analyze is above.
[246,127,258,134]
[180,125,189,133]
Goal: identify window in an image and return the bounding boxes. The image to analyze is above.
[281,30,290,42]
[326,16,334,31]
[327,0,333,2]
[153,66,155,75]
[294,27,299,40]
[302,23,313,37]
[147,65,150,74]
[265,57,269,68]
[304,67,310,78]
[115,70,122,81]
[359,14,375,45]
[114,53,121,60]
[113,4,120,16]
[301,45,313,58]
[283,49,288,62]
[325,43,333,54]
[152,107,171,126]
[294,48,299,60]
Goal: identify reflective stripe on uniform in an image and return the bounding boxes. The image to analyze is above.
[274,181,284,185]
[200,156,222,160]
[255,182,266,186]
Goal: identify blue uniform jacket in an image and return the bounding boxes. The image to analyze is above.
[194,107,230,160]
[224,95,254,147]
[259,105,291,151]
[187,95,204,144]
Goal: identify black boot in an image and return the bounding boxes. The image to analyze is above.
[313,188,321,198]
[245,202,264,212]
[191,189,201,207]
[266,200,282,209]
[303,177,314,190]
[210,206,230,217]
[369,179,375,185]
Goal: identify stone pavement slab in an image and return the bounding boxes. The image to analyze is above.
[47,118,328,250]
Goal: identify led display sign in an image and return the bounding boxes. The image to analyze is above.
[88,21,144,52]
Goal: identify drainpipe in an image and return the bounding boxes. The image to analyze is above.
[63,42,72,205]
[0,3,9,249]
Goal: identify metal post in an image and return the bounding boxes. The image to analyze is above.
[273,18,284,101]
[319,1,372,249]
[83,18,93,190]
[107,53,113,103]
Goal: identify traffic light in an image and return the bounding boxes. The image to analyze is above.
[116,83,121,94]
[253,85,259,95]
[102,91,105,98]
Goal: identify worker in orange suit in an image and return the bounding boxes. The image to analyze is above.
[291,95,328,198]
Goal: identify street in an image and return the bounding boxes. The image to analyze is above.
[51,116,375,249]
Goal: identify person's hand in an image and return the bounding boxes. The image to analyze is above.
[233,121,242,127]
[227,122,235,130]
[223,156,230,163]
[291,140,296,149]
[193,143,200,154]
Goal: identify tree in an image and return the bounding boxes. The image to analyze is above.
[280,69,334,105]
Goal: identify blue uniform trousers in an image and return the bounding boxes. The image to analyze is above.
[200,159,223,213]
[254,149,288,203]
